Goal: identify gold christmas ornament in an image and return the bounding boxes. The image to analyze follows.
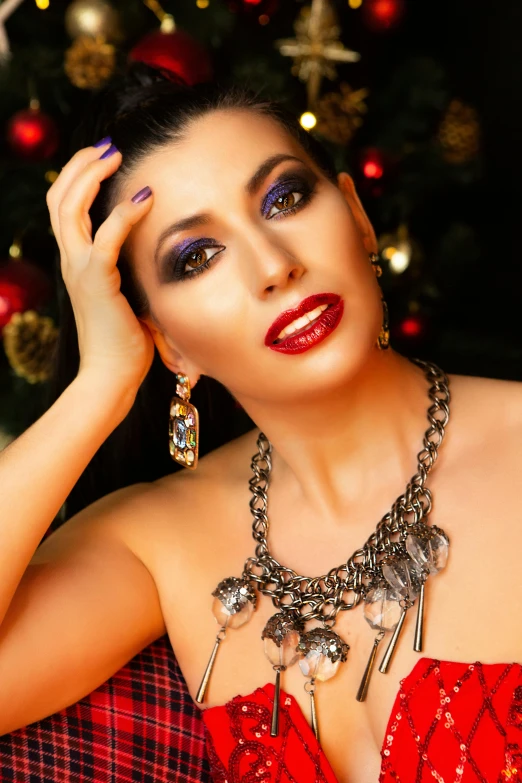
[64,35,116,89]
[315,82,368,145]
[2,310,59,384]
[438,99,480,165]
[274,0,360,109]
[64,0,122,43]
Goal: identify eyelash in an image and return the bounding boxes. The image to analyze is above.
[172,179,316,282]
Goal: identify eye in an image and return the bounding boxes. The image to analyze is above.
[183,246,223,275]
[175,244,225,280]
[266,190,305,219]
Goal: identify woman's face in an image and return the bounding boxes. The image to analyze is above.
[122,109,383,404]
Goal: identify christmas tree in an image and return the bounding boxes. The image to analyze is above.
[1,0,520,448]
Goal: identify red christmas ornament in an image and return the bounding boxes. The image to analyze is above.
[129,28,213,86]
[360,148,385,179]
[0,259,52,334]
[362,0,405,32]
[228,0,279,14]
[6,107,59,161]
[394,311,430,344]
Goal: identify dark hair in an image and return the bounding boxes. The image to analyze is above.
[45,62,339,524]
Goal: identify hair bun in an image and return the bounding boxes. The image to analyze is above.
[68,61,190,157]
[111,61,190,119]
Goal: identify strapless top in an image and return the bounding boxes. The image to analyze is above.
[201,656,522,782]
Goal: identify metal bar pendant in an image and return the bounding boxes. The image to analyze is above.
[356,634,382,702]
[270,668,282,737]
[196,630,225,704]
[310,684,320,744]
[413,581,425,652]
[379,606,407,673]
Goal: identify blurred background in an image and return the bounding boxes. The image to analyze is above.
[0,0,521,450]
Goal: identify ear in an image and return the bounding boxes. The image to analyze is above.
[337,172,378,255]
[139,316,202,387]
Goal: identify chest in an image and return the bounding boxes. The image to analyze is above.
[147,439,522,782]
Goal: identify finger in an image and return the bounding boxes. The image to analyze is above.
[85,187,154,288]
[58,148,123,274]
[47,140,114,258]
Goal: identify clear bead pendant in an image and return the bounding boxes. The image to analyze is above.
[196,577,257,704]
[356,585,403,701]
[405,523,450,652]
[297,627,350,743]
[261,612,301,737]
[378,554,424,672]
[406,523,450,574]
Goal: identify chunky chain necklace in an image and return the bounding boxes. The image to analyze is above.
[196,357,451,742]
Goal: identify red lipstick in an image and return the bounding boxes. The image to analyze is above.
[264,293,344,355]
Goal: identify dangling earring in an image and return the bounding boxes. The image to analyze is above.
[168,374,199,469]
[369,253,390,351]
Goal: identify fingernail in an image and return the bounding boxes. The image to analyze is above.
[93,135,112,148]
[131,186,152,204]
[99,143,119,160]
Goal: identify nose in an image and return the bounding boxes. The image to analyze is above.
[243,229,306,297]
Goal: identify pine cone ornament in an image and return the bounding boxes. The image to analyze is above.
[3,310,59,384]
[316,83,368,145]
[438,99,480,164]
[64,35,116,89]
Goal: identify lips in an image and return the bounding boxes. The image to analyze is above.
[264,293,341,346]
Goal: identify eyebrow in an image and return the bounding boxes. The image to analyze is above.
[154,153,307,268]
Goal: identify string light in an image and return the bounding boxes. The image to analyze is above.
[196,0,209,7]
[300,111,317,130]
[381,225,412,274]
[348,0,363,8]
[35,0,49,8]
[258,14,270,24]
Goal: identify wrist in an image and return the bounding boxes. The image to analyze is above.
[71,373,139,424]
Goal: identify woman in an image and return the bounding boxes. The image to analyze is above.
[0,63,521,783]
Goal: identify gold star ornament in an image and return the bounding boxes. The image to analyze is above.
[274,0,360,109]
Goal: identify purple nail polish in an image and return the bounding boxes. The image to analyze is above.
[93,135,112,148]
[99,143,119,160]
[131,186,152,204]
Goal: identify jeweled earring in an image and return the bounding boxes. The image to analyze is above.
[370,253,390,350]
[168,374,199,469]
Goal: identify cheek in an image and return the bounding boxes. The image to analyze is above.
[153,282,247,364]
[306,194,372,288]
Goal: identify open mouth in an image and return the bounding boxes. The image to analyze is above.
[272,303,331,344]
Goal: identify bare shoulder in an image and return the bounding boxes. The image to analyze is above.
[446,370,522,447]
[114,425,261,570]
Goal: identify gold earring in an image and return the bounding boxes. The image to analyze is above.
[369,253,390,351]
[169,374,200,469]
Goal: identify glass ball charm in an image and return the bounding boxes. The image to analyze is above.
[261,611,301,669]
[405,523,450,574]
[381,553,424,599]
[297,627,350,682]
[212,576,257,629]
[363,585,403,632]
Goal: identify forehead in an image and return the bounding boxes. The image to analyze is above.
[122,109,311,201]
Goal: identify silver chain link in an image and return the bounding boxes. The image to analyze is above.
[242,357,451,627]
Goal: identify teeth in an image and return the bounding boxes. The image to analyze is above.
[275,303,329,341]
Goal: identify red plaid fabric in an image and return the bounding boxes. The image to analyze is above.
[0,635,211,782]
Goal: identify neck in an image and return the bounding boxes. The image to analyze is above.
[236,350,436,524]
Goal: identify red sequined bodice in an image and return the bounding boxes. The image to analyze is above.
[202,656,522,782]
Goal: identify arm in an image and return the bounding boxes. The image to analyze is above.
[0,373,135,630]
[0,455,167,735]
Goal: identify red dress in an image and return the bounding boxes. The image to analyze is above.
[202,656,522,782]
